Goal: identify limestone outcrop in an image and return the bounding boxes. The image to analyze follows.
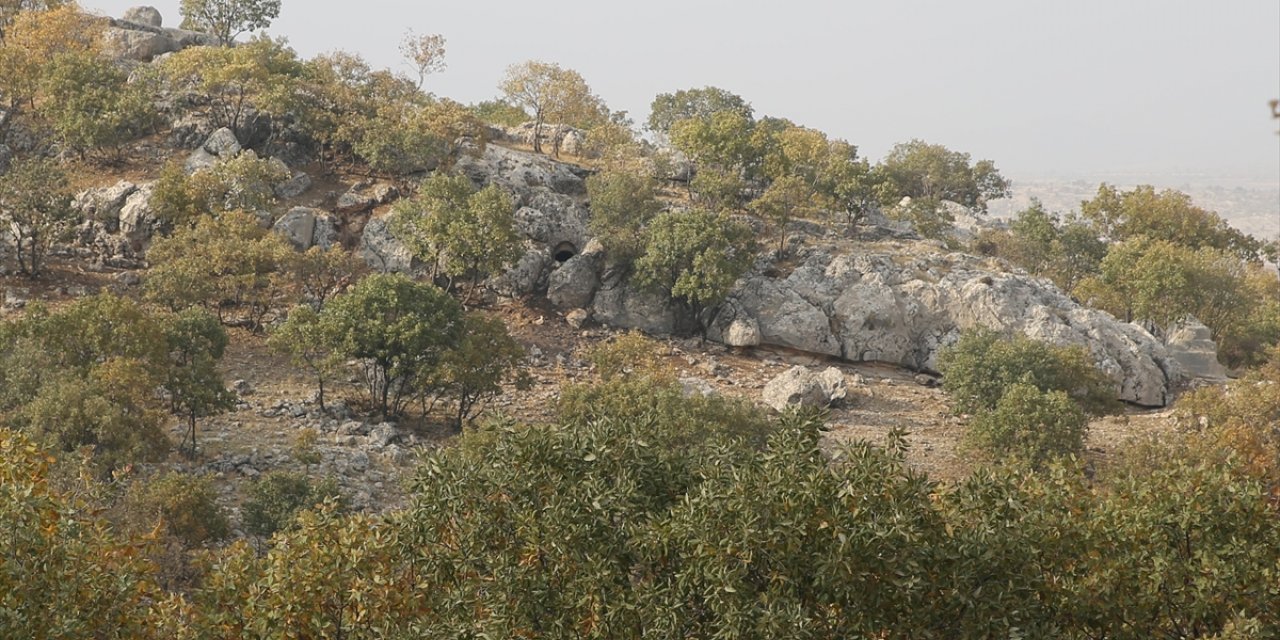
[706,248,1181,406]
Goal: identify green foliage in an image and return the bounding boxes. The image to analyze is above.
[469,98,529,127]
[0,294,177,475]
[633,208,755,318]
[150,152,288,228]
[161,36,300,135]
[146,211,294,329]
[434,311,530,429]
[501,60,606,155]
[750,174,825,250]
[938,328,1119,417]
[1081,183,1261,260]
[976,199,1107,291]
[162,308,234,456]
[687,165,745,212]
[242,470,342,539]
[122,471,230,547]
[281,244,367,313]
[1075,237,1254,340]
[670,109,759,175]
[38,51,159,159]
[0,4,102,133]
[585,170,663,266]
[878,139,1011,214]
[399,29,445,89]
[390,173,522,289]
[557,375,775,450]
[319,273,463,418]
[351,98,484,176]
[0,155,76,277]
[269,305,341,413]
[967,382,1088,467]
[886,196,957,240]
[0,429,160,639]
[583,330,666,381]
[292,50,419,163]
[647,85,753,135]
[179,0,280,45]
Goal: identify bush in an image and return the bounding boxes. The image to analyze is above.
[938,328,1119,417]
[583,330,666,381]
[966,383,1088,467]
[122,471,229,547]
[242,470,342,539]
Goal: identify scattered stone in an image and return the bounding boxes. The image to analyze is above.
[115,271,142,287]
[3,289,28,310]
[273,207,339,251]
[761,366,848,412]
[274,172,313,199]
[367,423,399,449]
[565,308,590,329]
[202,127,242,158]
[679,377,718,398]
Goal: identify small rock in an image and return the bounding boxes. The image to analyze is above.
[367,422,399,449]
[274,172,313,199]
[679,377,718,398]
[202,127,242,158]
[110,270,139,287]
[565,308,590,329]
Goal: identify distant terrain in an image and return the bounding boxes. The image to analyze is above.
[992,174,1280,241]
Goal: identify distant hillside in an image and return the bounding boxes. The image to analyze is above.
[991,175,1280,241]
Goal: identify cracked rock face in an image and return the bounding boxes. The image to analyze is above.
[708,247,1181,407]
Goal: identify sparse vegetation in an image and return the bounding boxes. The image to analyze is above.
[1,1,1278,636]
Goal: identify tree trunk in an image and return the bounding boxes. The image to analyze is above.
[531,111,544,154]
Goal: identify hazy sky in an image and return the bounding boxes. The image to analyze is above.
[88,1,1279,183]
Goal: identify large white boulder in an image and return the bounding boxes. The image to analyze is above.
[708,248,1181,407]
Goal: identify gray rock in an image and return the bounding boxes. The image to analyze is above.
[202,127,242,159]
[367,423,399,449]
[121,6,163,27]
[76,181,138,226]
[118,183,157,247]
[102,26,177,61]
[3,288,28,311]
[515,190,591,248]
[706,298,761,347]
[591,277,678,335]
[679,377,718,398]
[547,250,601,309]
[710,278,840,357]
[336,190,376,215]
[184,148,219,174]
[489,245,551,297]
[273,207,338,251]
[274,172,312,199]
[359,217,420,274]
[762,366,847,412]
[1166,319,1229,382]
[565,308,590,329]
[709,249,1179,407]
[454,142,587,204]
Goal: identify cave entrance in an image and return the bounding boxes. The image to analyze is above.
[553,242,577,263]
